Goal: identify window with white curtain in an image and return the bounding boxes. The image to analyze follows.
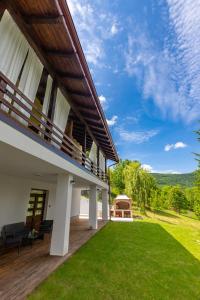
[13,47,43,126]
[52,89,71,148]
[0,10,29,112]
[89,142,97,164]
[99,150,106,171]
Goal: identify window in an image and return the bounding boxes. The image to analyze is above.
[29,68,49,133]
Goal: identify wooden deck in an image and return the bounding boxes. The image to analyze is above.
[0,219,107,300]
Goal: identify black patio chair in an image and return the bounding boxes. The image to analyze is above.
[37,220,53,240]
[1,222,29,254]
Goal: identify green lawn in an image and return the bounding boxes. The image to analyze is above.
[29,211,200,300]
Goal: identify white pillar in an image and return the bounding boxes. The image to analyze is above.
[50,174,73,256]
[71,188,81,218]
[102,189,109,220]
[89,185,98,229]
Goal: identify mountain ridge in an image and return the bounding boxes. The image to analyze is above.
[152,172,195,187]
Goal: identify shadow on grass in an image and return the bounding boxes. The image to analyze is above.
[29,221,200,300]
[153,209,180,219]
[181,211,198,221]
[156,218,176,225]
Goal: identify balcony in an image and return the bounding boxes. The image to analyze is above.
[0,72,107,182]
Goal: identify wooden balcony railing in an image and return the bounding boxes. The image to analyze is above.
[0,72,107,182]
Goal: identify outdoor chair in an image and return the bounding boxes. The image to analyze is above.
[1,222,29,254]
[37,220,53,240]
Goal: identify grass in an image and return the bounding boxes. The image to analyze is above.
[29,211,200,300]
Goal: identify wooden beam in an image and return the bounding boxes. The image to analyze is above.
[67,89,90,98]
[94,131,110,139]
[59,72,84,81]
[45,49,75,58]
[79,106,97,115]
[88,122,104,130]
[74,102,94,110]
[81,113,100,121]
[0,1,6,20]
[24,14,62,25]
[97,139,110,146]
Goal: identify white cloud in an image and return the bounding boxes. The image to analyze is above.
[174,142,187,149]
[141,164,153,172]
[156,169,182,174]
[99,94,109,110]
[118,128,159,144]
[164,144,174,152]
[68,0,120,66]
[99,95,106,104]
[106,115,118,126]
[141,164,181,174]
[125,115,139,124]
[124,0,200,123]
[110,23,118,36]
[164,141,187,151]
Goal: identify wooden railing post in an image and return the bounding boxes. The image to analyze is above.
[91,161,94,174]
[0,78,6,108]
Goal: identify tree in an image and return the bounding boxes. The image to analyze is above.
[123,161,157,211]
[185,187,199,211]
[193,125,200,219]
[193,201,200,219]
[195,126,200,163]
[168,186,187,214]
[110,159,131,196]
[160,185,172,209]
[150,188,162,211]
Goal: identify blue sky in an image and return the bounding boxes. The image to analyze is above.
[68,0,200,174]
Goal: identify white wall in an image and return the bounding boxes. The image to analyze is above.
[0,173,56,233]
[0,173,88,235]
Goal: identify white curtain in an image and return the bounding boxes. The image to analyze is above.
[40,75,53,136]
[89,142,97,164]
[42,75,53,115]
[0,10,29,112]
[52,89,70,148]
[99,150,106,172]
[14,48,43,125]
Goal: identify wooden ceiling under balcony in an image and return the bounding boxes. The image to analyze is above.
[6,0,118,162]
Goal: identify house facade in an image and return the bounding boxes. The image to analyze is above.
[0,1,118,256]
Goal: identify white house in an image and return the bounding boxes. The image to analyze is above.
[0,1,118,257]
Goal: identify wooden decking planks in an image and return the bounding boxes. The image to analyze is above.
[0,219,107,300]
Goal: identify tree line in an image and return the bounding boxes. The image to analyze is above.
[110,160,200,218]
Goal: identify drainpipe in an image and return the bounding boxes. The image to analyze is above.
[107,161,119,220]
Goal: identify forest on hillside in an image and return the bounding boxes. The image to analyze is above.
[152,172,195,187]
[110,160,200,219]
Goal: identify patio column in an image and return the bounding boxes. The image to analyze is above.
[89,185,98,229]
[50,173,73,256]
[102,189,109,220]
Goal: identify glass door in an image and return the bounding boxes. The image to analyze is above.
[26,190,47,231]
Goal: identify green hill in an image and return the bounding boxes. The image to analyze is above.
[152,172,195,187]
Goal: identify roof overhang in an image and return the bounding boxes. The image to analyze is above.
[6,0,119,162]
